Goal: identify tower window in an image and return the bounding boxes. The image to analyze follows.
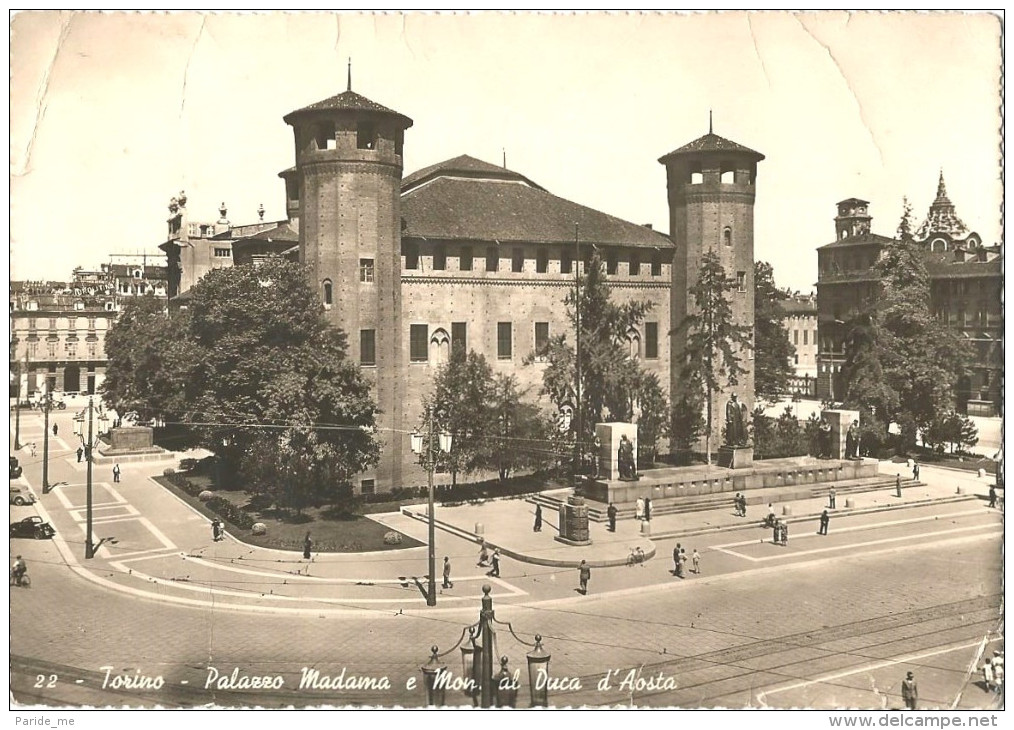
[606,252,618,276]
[651,252,662,276]
[313,121,335,151]
[404,241,419,270]
[690,168,704,185]
[360,258,375,283]
[512,248,524,273]
[497,322,513,359]
[410,324,428,362]
[720,164,735,184]
[629,251,640,276]
[536,248,549,274]
[394,129,404,157]
[360,479,376,496]
[357,121,377,150]
[452,322,467,356]
[214,248,231,258]
[433,245,446,271]
[534,322,550,361]
[460,246,473,272]
[723,228,732,247]
[645,322,658,359]
[486,247,499,272]
[322,279,333,308]
[736,271,746,292]
[560,251,573,275]
[360,329,376,366]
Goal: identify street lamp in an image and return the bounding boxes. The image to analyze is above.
[410,406,452,606]
[73,396,109,559]
[422,585,551,708]
[41,386,52,493]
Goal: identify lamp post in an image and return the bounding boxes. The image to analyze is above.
[573,223,583,489]
[411,406,452,607]
[74,396,109,559]
[422,585,551,708]
[41,387,51,493]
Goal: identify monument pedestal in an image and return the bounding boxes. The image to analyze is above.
[555,495,592,546]
[822,409,860,459]
[595,422,638,481]
[718,445,753,469]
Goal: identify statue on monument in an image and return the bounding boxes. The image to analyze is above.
[844,419,860,460]
[617,434,637,481]
[817,417,833,459]
[724,394,749,447]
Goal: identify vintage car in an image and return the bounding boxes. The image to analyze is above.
[10,516,56,540]
[9,456,23,479]
[9,485,36,506]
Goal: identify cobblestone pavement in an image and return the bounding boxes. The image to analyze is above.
[9,408,1004,708]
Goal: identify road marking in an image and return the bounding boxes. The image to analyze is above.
[757,639,983,703]
[69,504,140,522]
[77,515,177,558]
[713,523,1000,562]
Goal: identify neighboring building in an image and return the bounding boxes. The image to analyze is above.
[160,84,762,490]
[778,294,818,396]
[815,175,1002,416]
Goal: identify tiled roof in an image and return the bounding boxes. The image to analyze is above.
[283,90,413,128]
[234,220,299,243]
[817,233,896,250]
[400,162,672,249]
[401,155,545,193]
[777,298,818,315]
[659,132,765,163]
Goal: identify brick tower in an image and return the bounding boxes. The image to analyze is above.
[660,120,764,453]
[283,74,413,489]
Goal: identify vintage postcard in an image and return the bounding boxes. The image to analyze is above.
[8,11,1004,717]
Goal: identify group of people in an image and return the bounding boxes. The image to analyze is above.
[733,493,748,517]
[635,496,652,522]
[476,543,501,577]
[671,543,701,578]
[982,650,1004,694]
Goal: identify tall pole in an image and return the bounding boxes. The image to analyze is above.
[479,585,495,708]
[426,407,436,607]
[573,223,582,486]
[85,396,95,559]
[41,389,51,492]
[13,380,22,451]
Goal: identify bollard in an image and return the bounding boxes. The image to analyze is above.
[640,519,651,536]
[845,497,855,508]
[978,468,986,479]
[475,523,484,536]
[782,505,793,516]
[956,486,966,495]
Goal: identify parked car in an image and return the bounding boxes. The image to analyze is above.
[10,516,56,540]
[9,485,36,506]
[9,456,23,479]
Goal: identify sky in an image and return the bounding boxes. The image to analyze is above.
[9,11,1004,293]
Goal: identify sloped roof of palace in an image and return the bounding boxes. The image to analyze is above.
[233,220,300,243]
[816,232,897,250]
[400,155,672,249]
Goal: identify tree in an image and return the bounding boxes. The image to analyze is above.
[754,261,795,403]
[925,410,979,454]
[675,250,754,462]
[482,374,555,482]
[634,371,669,464]
[670,376,705,463]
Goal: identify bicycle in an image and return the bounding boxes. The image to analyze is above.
[626,547,645,567]
[10,570,31,588]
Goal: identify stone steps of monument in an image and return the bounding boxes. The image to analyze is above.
[526,475,924,523]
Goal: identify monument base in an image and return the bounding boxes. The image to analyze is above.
[557,495,591,545]
[718,445,753,469]
[553,534,593,547]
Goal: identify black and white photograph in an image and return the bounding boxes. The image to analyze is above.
[8,10,1004,716]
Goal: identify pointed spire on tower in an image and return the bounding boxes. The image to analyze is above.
[347,57,352,92]
[709,109,713,135]
[935,168,948,201]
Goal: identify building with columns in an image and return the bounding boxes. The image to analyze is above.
[160,84,762,491]
[815,174,1002,416]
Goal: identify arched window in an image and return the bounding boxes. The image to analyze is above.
[723,227,733,247]
[626,327,641,360]
[931,238,947,252]
[322,279,333,309]
[430,328,450,365]
[720,163,735,184]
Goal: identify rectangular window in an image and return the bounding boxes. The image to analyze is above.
[645,322,658,359]
[460,246,473,272]
[534,322,549,360]
[87,317,96,330]
[28,318,36,330]
[47,342,57,359]
[793,330,799,345]
[214,248,231,258]
[410,324,428,362]
[360,329,376,366]
[486,247,498,272]
[357,121,376,150]
[629,251,640,276]
[404,241,420,270]
[803,330,808,346]
[536,248,548,274]
[560,251,573,274]
[512,248,524,273]
[49,318,57,330]
[737,271,746,292]
[360,258,375,283]
[651,252,662,277]
[433,245,446,271]
[497,322,512,360]
[360,479,376,496]
[87,342,97,359]
[452,322,467,356]
[606,252,618,275]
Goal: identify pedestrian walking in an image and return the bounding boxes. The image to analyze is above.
[913,461,920,481]
[489,549,501,578]
[738,494,747,518]
[302,532,312,560]
[828,486,836,509]
[773,519,782,545]
[211,518,223,542]
[112,463,121,483]
[781,520,789,546]
[533,504,543,532]
[901,671,918,710]
[635,497,645,521]
[766,502,776,527]
[53,424,58,437]
[988,485,997,508]
[982,658,995,692]
[477,543,489,567]
[692,549,701,575]
[578,560,591,594]
[679,548,688,577]
[442,556,453,589]
[644,497,652,522]
[734,493,743,516]
[30,443,36,458]
[818,510,830,535]
[607,502,618,532]
[896,473,903,498]
[673,542,682,575]
[76,446,83,463]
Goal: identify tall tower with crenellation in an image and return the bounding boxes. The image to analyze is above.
[283,68,413,490]
[660,118,764,454]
